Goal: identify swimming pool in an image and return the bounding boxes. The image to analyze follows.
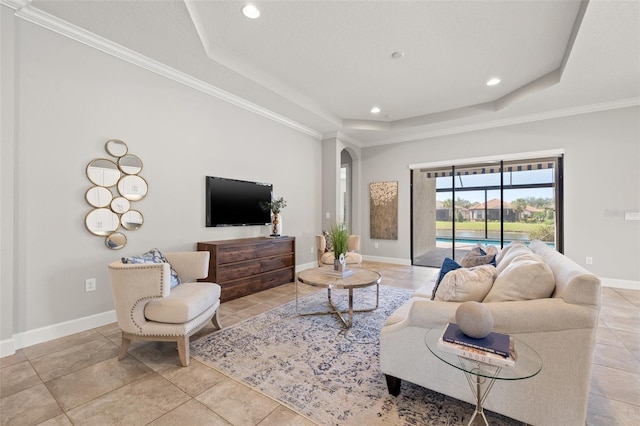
[436,237,555,248]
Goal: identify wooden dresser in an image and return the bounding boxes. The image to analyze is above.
[197,236,295,302]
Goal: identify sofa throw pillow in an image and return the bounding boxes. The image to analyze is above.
[323,231,333,253]
[495,244,534,275]
[122,248,181,288]
[483,254,555,302]
[434,264,497,302]
[460,246,497,268]
[431,258,462,300]
[495,241,529,266]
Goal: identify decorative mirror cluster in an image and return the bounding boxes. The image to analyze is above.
[85,139,147,249]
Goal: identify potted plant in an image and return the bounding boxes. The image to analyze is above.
[268,197,287,236]
[329,222,349,270]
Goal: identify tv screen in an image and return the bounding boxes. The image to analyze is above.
[206,176,273,227]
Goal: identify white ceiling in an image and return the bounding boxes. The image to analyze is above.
[16,0,640,146]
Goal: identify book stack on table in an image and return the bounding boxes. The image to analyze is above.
[437,323,517,368]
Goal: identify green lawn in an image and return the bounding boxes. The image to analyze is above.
[436,221,544,233]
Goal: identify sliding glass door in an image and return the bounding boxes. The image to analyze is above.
[411,156,562,268]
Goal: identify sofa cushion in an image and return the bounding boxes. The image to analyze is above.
[460,246,497,268]
[484,254,555,302]
[144,282,221,324]
[432,258,462,300]
[495,243,533,274]
[434,264,497,302]
[122,248,181,288]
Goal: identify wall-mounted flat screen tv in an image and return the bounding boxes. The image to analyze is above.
[206,176,272,227]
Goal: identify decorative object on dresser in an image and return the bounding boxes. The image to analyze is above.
[198,236,295,302]
[264,196,287,236]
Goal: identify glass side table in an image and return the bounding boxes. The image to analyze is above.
[425,328,542,426]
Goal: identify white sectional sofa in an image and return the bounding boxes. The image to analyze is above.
[380,240,601,426]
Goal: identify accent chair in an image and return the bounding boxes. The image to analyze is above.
[316,234,363,267]
[108,251,222,366]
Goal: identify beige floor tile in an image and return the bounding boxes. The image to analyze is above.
[129,341,185,371]
[257,405,317,426]
[0,350,27,369]
[615,289,640,307]
[609,328,640,353]
[0,383,62,426]
[590,364,640,406]
[602,316,640,334]
[158,359,227,397]
[596,326,626,348]
[93,322,121,336]
[22,330,101,360]
[196,378,280,425]
[593,343,640,373]
[65,375,190,425]
[45,356,153,411]
[600,305,640,322]
[36,413,73,425]
[146,399,231,426]
[30,336,119,382]
[587,393,640,426]
[0,361,41,398]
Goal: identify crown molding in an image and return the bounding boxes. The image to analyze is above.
[2,0,323,140]
[366,98,640,147]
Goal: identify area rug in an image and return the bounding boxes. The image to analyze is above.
[191,286,522,425]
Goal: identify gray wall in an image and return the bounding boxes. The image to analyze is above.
[360,107,640,281]
[1,15,321,341]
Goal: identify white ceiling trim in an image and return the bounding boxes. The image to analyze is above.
[365,97,640,147]
[2,0,323,140]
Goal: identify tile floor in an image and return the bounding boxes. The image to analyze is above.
[1,261,638,425]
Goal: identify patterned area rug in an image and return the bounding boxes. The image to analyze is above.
[191,286,522,425]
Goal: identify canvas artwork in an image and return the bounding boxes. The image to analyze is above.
[370,181,398,240]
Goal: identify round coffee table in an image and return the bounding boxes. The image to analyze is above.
[296,266,381,328]
[425,328,542,425]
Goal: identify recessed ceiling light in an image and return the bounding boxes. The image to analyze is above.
[391,51,404,59]
[371,107,381,114]
[242,4,260,19]
[486,77,501,86]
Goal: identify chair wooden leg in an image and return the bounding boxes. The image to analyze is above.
[177,336,190,367]
[211,310,223,330]
[118,333,132,361]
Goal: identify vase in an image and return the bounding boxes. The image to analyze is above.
[272,213,282,236]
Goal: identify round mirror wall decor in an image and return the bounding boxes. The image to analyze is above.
[85,208,120,236]
[110,197,130,214]
[105,232,127,250]
[86,159,120,187]
[105,139,128,157]
[121,210,144,230]
[117,175,148,201]
[85,186,113,208]
[118,154,143,175]
[84,139,147,249]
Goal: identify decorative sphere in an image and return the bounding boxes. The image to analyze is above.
[455,301,494,338]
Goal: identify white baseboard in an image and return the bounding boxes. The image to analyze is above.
[296,261,318,272]
[362,255,411,266]
[600,277,640,291]
[1,310,117,358]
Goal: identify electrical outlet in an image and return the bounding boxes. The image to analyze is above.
[586,257,593,265]
[85,278,96,292]
[374,242,379,249]
[310,246,314,253]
